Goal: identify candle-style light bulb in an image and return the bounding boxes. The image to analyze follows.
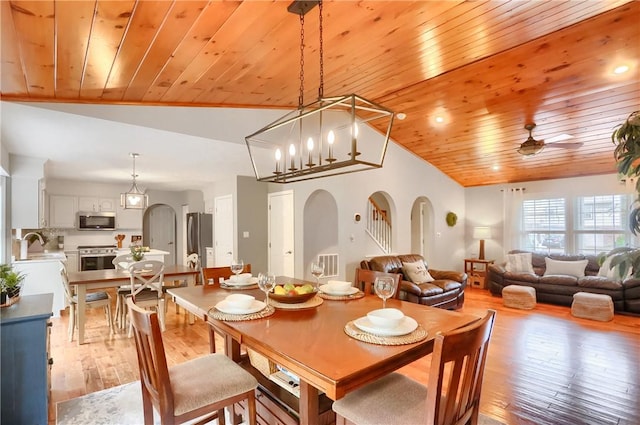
[306,137,315,168]
[289,144,297,171]
[353,123,359,138]
[327,130,336,162]
[274,148,282,174]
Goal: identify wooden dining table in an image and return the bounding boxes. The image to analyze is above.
[67,265,198,345]
[168,279,480,425]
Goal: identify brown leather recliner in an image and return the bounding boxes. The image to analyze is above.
[360,254,466,309]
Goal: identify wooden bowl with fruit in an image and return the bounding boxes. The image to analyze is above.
[270,283,317,304]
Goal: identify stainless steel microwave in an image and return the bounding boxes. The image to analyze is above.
[77,212,116,231]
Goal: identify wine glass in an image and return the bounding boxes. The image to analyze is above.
[310,261,324,288]
[230,259,244,279]
[374,276,397,308]
[258,272,277,306]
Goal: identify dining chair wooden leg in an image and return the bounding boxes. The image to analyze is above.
[105,304,115,335]
[158,299,166,332]
[247,394,257,425]
[140,385,154,425]
[218,408,226,425]
[68,304,75,342]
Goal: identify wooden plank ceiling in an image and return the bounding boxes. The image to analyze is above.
[1,0,639,187]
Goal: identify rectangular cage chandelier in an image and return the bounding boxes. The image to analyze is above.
[245,0,395,184]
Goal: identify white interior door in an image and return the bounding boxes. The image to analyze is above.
[268,190,294,276]
[214,195,234,266]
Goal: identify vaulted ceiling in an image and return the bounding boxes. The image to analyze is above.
[2,0,639,187]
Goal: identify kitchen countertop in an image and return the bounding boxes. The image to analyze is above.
[12,251,67,264]
[115,248,169,256]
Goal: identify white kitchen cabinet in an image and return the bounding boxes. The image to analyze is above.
[38,179,48,227]
[206,247,214,267]
[116,205,143,230]
[12,258,66,317]
[49,195,78,228]
[64,251,79,272]
[78,197,116,212]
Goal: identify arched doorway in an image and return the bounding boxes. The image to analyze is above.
[303,190,338,280]
[410,197,434,261]
[143,204,177,265]
[366,191,395,254]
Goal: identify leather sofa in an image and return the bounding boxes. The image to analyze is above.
[360,254,466,309]
[487,250,640,314]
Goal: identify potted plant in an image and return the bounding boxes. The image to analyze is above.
[130,246,145,262]
[1,264,26,306]
[601,110,640,277]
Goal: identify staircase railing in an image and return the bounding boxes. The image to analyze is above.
[366,197,391,253]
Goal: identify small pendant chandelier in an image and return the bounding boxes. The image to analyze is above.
[245,0,395,183]
[120,153,148,209]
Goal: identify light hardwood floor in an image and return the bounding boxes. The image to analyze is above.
[48,288,640,425]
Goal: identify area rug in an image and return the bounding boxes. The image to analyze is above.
[57,381,506,425]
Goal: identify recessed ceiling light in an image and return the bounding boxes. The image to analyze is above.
[435,116,444,123]
[396,112,407,120]
[492,165,500,171]
[614,65,630,74]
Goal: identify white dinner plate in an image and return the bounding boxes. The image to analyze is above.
[223,277,259,287]
[215,299,266,315]
[319,285,359,296]
[353,316,418,336]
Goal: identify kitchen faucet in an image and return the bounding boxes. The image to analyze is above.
[20,232,44,260]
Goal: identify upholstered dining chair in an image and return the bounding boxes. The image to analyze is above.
[127,297,258,425]
[202,263,252,285]
[113,253,137,329]
[127,260,166,337]
[60,265,114,342]
[332,309,497,425]
[353,268,402,299]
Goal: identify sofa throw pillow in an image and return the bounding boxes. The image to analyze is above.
[402,261,435,284]
[505,252,534,273]
[598,256,632,281]
[543,257,588,278]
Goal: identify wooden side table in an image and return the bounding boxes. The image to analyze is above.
[464,259,495,289]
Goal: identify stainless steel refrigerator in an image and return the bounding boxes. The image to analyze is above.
[186,212,213,257]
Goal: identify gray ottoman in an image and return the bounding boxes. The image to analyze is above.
[571,292,614,322]
[502,285,536,310]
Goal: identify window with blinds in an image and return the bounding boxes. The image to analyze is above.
[518,194,636,255]
[521,198,566,253]
[575,195,631,255]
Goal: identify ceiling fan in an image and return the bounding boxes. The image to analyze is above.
[517,123,583,156]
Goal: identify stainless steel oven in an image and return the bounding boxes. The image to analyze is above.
[78,245,117,271]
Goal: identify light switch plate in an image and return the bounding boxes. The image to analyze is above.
[243,231,250,238]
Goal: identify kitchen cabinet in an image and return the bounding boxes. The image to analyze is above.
[9,157,46,228]
[12,256,67,317]
[117,204,143,230]
[11,177,41,228]
[65,251,79,272]
[1,294,53,425]
[78,197,116,212]
[49,195,78,228]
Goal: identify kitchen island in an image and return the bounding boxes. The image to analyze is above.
[12,251,67,317]
[115,248,169,262]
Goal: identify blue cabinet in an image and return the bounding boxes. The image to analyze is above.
[1,294,53,424]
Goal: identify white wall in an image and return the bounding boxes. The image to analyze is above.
[266,139,466,281]
[465,173,632,263]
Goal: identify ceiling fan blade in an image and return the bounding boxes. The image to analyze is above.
[545,142,584,149]
[546,134,574,143]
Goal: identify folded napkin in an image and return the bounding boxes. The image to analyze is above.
[229,273,252,283]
